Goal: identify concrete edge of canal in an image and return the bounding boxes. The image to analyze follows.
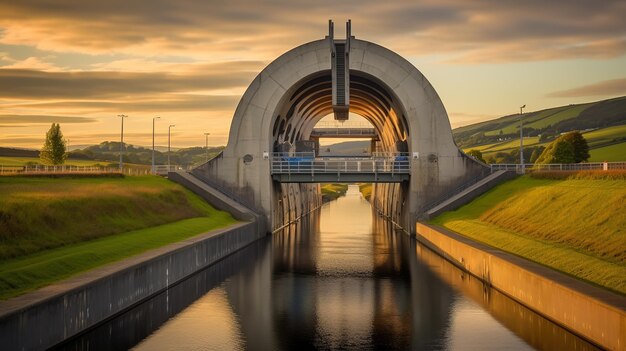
[415,222,626,351]
[0,173,267,351]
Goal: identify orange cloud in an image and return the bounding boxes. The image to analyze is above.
[547,78,626,98]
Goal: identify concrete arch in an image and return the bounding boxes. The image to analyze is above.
[194,36,488,233]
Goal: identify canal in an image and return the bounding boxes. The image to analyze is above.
[58,185,599,350]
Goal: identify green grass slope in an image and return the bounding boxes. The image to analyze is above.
[0,176,236,299]
[431,174,626,294]
[589,142,626,162]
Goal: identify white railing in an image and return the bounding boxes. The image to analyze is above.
[270,152,410,174]
[311,128,376,136]
[314,121,374,128]
[0,165,161,176]
[490,161,626,173]
[0,165,122,175]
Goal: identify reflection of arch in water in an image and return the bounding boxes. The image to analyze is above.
[373,217,456,349]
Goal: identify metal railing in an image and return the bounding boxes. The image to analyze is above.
[0,165,123,175]
[314,121,374,128]
[311,128,376,136]
[490,161,626,174]
[270,152,410,174]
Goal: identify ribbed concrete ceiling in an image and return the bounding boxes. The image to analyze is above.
[272,70,408,152]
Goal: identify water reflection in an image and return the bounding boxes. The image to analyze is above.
[57,185,599,350]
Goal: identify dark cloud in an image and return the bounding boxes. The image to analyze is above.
[546,78,626,98]
[16,94,241,113]
[0,0,624,62]
[0,114,96,123]
[0,66,258,99]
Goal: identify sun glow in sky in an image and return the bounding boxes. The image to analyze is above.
[0,0,625,148]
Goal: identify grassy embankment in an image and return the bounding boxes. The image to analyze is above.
[431,171,626,295]
[0,176,236,300]
[320,184,348,203]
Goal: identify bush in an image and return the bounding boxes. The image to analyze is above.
[466,149,486,163]
[536,131,589,164]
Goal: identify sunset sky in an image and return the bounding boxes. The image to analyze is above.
[1,0,625,149]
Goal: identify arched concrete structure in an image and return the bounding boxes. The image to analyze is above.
[193,34,488,233]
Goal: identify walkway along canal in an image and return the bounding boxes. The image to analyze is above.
[58,185,600,350]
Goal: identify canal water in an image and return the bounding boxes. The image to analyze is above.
[58,185,599,350]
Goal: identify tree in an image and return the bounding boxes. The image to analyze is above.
[529,146,545,163]
[40,123,67,165]
[535,138,575,164]
[467,149,486,163]
[560,131,590,163]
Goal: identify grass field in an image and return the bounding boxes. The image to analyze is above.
[0,176,236,299]
[431,175,626,295]
[321,183,348,202]
[582,124,626,148]
[589,142,626,162]
[525,104,591,130]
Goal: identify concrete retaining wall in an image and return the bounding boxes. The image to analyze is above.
[422,170,516,220]
[0,221,263,350]
[416,222,626,351]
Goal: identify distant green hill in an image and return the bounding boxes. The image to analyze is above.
[454,96,626,148]
[319,140,370,155]
[454,96,626,162]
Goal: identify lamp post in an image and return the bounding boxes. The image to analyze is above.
[152,116,160,175]
[204,132,210,162]
[519,104,526,173]
[168,124,175,171]
[117,114,128,171]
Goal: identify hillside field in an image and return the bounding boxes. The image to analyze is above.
[463,124,626,162]
[431,173,626,295]
[0,176,236,299]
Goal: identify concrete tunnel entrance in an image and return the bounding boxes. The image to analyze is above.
[191,21,489,234]
[270,69,412,231]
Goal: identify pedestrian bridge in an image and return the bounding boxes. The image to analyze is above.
[270,152,410,183]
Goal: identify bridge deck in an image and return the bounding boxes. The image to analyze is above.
[272,173,409,183]
[270,153,410,183]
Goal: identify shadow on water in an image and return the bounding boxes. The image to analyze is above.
[56,186,600,350]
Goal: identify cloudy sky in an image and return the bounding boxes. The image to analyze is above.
[1,0,625,149]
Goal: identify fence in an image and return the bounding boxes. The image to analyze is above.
[0,165,153,176]
[270,152,410,175]
[490,161,626,174]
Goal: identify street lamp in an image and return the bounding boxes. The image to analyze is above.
[519,104,526,173]
[204,132,210,162]
[152,116,160,175]
[117,114,128,171]
[168,124,175,171]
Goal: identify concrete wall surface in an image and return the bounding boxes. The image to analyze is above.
[0,221,263,350]
[415,222,626,351]
[422,170,517,220]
